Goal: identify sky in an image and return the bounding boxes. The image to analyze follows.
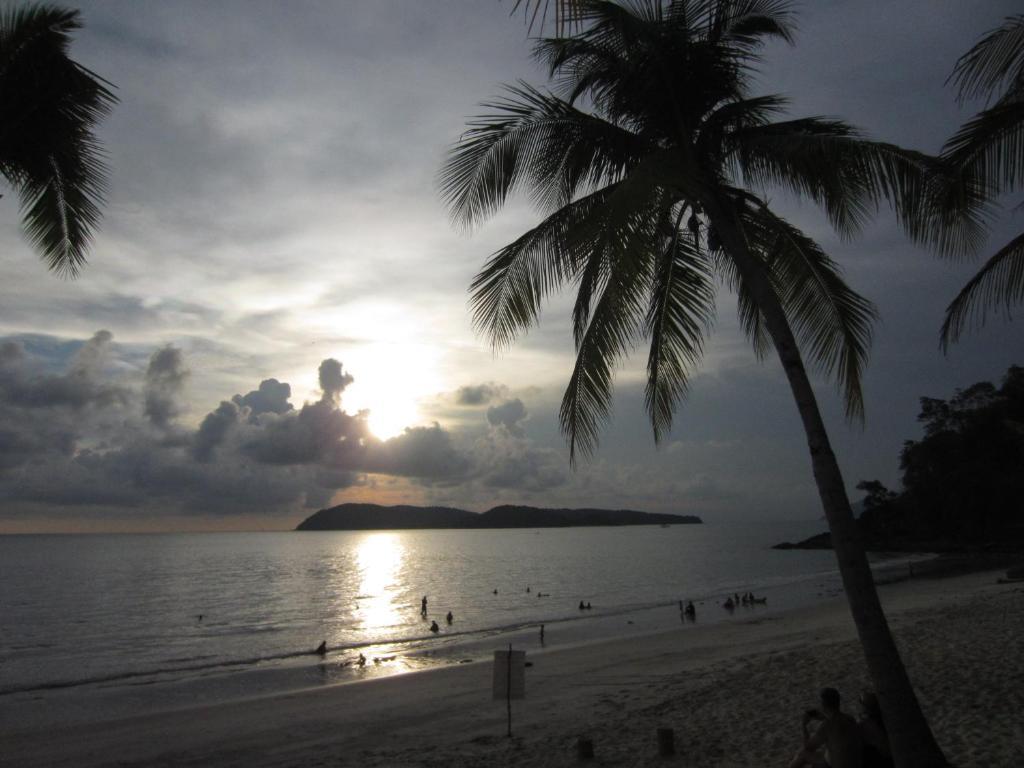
[1,0,1022,533]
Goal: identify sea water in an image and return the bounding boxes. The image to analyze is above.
[0,522,916,730]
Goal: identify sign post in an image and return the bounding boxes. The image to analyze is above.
[492,644,525,737]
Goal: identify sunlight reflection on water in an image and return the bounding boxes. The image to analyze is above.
[354,532,405,639]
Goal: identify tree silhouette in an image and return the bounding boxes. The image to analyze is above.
[0,3,116,276]
[441,2,949,765]
[939,15,1024,347]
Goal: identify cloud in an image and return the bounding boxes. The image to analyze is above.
[144,345,189,428]
[0,332,505,524]
[192,400,241,462]
[0,331,129,412]
[318,358,353,404]
[231,378,293,417]
[486,398,528,436]
[368,423,471,482]
[455,382,505,406]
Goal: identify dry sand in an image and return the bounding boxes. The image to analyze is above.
[2,570,1021,767]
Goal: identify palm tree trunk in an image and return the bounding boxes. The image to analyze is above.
[708,205,948,768]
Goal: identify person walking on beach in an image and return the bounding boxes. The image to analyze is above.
[789,687,862,768]
[420,595,428,617]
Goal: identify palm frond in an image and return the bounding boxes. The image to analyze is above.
[0,3,116,276]
[469,188,613,349]
[644,210,715,441]
[744,206,877,420]
[949,15,1024,105]
[940,232,1024,350]
[560,211,657,462]
[439,82,642,229]
[942,101,1024,194]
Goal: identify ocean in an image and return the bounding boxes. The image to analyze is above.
[0,522,916,730]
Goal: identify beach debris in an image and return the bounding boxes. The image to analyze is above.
[576,737,594,760]
[657,727,675,756]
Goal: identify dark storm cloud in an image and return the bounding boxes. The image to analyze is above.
[0,334,582,521]
[318,358,353,404]
[192,400,241,462]
[455,383,505,406]
[486,398,528,436]
[144,345,189,428]
[0,331,130,412]
[367,424,471,482]
[231,378,293,417]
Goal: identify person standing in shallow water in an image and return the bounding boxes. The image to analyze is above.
[445,611,453,625]
[420,595,427,617]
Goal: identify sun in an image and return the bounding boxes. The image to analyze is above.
[366,399,420,441]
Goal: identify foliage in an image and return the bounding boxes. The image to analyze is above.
[939,15,1024,347]
[0,3,116,275]
[441,0,938,460]
[859,366,1024,545]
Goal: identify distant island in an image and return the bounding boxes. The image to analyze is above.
[296,503,702,531]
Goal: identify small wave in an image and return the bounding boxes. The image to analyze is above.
[0,649,316,697]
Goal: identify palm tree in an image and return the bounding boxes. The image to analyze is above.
[939,14,1024,347]
[441,2,950,765]
[0,3,116,276]
[510,0,583,34]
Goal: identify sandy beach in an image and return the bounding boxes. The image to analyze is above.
[3,569,1021,768]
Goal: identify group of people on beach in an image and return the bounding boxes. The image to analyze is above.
[724,591,766,610]
[790,687,893,768]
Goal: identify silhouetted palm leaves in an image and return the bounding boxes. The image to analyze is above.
[0,4,116,275]
[442,4,950,763]
[442,0,932,458]
[940,15,1024,347]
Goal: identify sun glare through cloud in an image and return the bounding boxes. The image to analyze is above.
[342,342,442,440]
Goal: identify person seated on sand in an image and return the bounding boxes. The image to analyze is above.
[858,691,893,768]
[789,687,862,768]
[430,620,440,633]
[446,611,453,625]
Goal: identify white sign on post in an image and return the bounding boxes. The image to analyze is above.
[492,649,526,700]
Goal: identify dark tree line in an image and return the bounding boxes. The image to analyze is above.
[858,365,1024,549]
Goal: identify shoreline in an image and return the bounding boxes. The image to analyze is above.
[4,568,1019,767]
